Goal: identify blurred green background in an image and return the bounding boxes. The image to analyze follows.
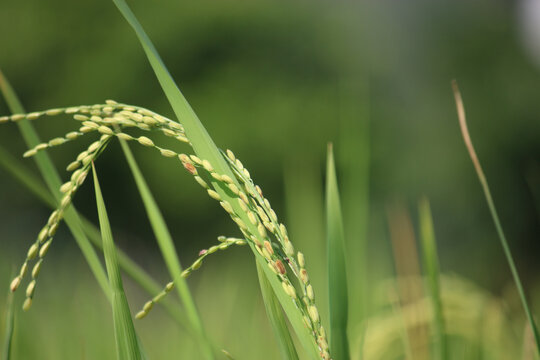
[0,0,539,358]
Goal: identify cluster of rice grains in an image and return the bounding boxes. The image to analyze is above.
[1,101,330,359]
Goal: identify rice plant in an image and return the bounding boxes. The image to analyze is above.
[1,1,538,359]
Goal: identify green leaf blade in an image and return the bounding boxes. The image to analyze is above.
[110,2,322,357]
[418,197,447,360]
[326,144,350,360]
[92,163,142,360]
[257,262,299,360]
[119,139,213,358]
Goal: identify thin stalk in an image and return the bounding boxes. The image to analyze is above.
[119,139,212,358]
[2,275,15,360]
[418,197,447,360]
[452,80,540,354]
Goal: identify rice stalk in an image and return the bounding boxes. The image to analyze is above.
[1,101,328,358]
[452,80,540,355]
[108,2,326,356]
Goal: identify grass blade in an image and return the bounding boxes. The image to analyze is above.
[2,277,15,360]
[111,0,230,178]
[452,80,540,355]
[0,68,110,300]
[92,163,142,360]
[111,2,321,357]
[119,139,212,357]
[325,143,350,360]
[0,145,52,206]
[257,262,299,360]
[418,197,447,360]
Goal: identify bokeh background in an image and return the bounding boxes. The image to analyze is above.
[0,0,539,358]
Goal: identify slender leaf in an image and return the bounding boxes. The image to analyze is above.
[0,68,110,299]
[452,80,540,355]
[418,197,447,360]
[2,276,15,360]
[119,139,212,357]
[110,2,321,357]
[326,143,350,360]
[257,262,299,360]
[92,163,142,360]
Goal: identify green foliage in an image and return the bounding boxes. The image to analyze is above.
[119,139,213,356]
[326,144,350,360]
[92,164,142,360]
[257,262,299,360]
[2,282,14,360]
[418,197,447,360]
